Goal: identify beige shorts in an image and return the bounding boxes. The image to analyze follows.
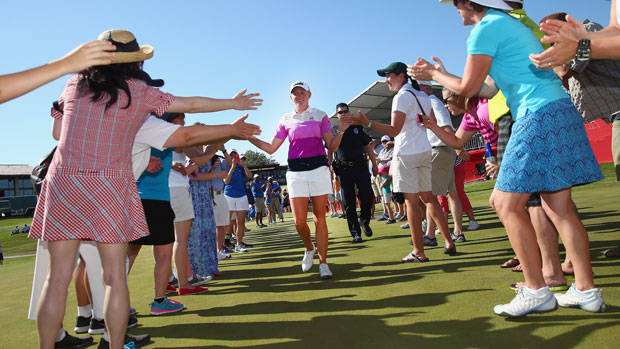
[169,186,195,222]
[430,146,457,196]
[254,197,266,212]
[613,119,620,181]
[371,175,382,197]
[392,152,432,194]
[213,191,230,227]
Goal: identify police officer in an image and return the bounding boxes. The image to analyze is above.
[330,102,378,242]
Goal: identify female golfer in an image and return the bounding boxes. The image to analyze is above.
[28,29,262,348]
[410,0,605,317]
[249,81,349,279]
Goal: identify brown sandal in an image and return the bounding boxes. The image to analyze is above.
[500,258,519,268]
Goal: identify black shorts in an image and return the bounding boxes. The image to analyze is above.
[0,252,4,260]
[393,192,405,204]
[130,199,176,246]
[526,192,542,208]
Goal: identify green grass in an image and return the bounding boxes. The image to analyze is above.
[1,163,619,348]
[0,216,36,256]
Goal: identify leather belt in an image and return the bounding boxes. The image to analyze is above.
[333,159,365,168]
[214,190,224,195]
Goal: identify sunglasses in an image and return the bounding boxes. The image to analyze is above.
[337,109,350,115]
[443,94,456,104]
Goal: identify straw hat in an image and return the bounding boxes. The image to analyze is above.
[97,30,154,64]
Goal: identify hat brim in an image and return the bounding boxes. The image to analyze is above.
[110,45,154,64]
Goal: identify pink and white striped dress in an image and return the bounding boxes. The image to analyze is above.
[29,75,174,243]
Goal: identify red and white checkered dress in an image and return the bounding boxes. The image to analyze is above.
[29,75,174,243]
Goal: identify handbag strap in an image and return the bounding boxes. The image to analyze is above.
[403,89,429,116]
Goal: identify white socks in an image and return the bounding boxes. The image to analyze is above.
[78,305,92,318]
[55,327,66,342]
[525,286,550,297]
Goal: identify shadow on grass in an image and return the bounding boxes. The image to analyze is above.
[143,312,620,349]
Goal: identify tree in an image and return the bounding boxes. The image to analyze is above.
[243,150,278,167]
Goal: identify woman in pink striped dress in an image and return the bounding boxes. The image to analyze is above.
[29,30,262,348]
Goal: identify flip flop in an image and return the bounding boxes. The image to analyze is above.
[511,264,523,272]
[401,252,429,263]
[500,258,519,268]
[604,246,620,258]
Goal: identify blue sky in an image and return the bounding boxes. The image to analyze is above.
[0,0,611,166]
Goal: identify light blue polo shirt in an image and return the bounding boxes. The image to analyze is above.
[467,8,567,120]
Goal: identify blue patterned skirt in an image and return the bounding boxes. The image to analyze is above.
[496,98,604,193]
[188,176,219,277]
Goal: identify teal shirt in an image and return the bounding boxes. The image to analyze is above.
[381,177,391,195]
[467,9,567,120]
[136,148,173,201]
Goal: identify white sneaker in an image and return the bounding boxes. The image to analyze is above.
[301,245,316,272]
[217,251,231,260]
[493,287,557,317]
[555,284,606,313]
[467,220,480,231]
[400,222,409,229]
[319,263,333,279]
[394,212,402,221]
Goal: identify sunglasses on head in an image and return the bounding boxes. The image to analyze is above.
[337,109,349,115]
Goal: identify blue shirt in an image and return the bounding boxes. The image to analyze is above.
[270,181,281,199]
[252,181,265,197]
[224,166,248,198]
[137,148,173,201]
[209,160,229,192]
[467,9,567,120]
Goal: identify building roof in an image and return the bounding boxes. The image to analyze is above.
[0,164,34,176]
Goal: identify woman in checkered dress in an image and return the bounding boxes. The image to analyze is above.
[29,30,263,348]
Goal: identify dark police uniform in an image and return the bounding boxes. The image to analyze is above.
[331,124,374,240]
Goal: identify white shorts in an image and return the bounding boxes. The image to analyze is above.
[213,192,230,226]
[226,195,249,211]
[382,193,393,203]
[286,166,332,198]
[169,186,195,222]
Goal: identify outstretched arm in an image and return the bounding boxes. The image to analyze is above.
[166,88,263,114]
[0,40,115,104]
[420,112,477,150]
[345,110,404,138]
[249,136,285,155]
[163,114,261,148]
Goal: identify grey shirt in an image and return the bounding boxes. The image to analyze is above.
[567,20,620,123]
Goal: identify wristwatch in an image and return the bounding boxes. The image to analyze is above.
[576,39,591,62]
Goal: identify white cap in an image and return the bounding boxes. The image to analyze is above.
[381,135,390,142]
[229,148,238,154]
[253,174,260,178]
[290,80,310,93]
[418,80,432,86]
[439,0,512,11]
